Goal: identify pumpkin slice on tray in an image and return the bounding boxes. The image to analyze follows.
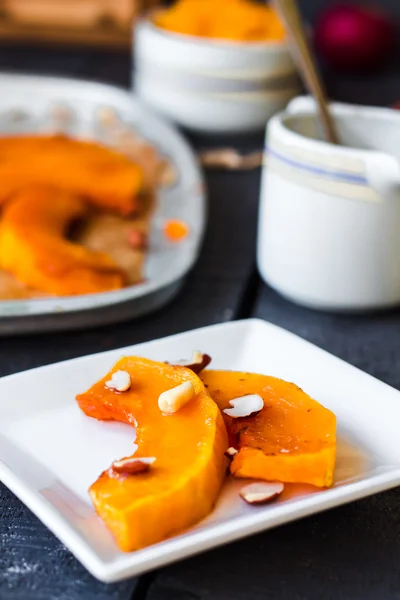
[76,357,228,552]
[0,185,124,296]
[0,135,143,214]
[200,370,336,488]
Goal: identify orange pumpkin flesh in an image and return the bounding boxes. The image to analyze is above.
[154,0,285,43]
[200,371,336,488]
[76,357,228,552]
[0,135,143,214]
[0,185,124,296]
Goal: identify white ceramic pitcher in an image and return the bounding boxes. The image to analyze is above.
[257,96,400,311]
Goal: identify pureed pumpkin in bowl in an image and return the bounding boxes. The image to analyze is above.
[76,352,336,552]
[134,0,301,132]
[154,0,286,42]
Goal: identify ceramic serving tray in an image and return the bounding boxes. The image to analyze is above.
[1,319,400,582]
[0,73,205,335]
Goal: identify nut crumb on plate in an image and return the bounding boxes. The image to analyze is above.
[239,482,284,505]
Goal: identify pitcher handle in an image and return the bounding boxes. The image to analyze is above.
[365,153,400,199]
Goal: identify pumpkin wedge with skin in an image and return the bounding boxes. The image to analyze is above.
[200,371,336,487]
[0,185,124,296]
[76,357,228,552]
[0,135,143,214]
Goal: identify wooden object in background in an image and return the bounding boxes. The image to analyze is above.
[0,0,161,48]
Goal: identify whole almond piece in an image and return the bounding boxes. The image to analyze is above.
[158,381,195,415]
[239,482,284,505]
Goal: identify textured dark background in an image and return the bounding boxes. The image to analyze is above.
[164,0,400,19]
[299,0,400,18]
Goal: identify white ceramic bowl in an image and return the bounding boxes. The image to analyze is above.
[133,17,301,133]
[257,96,400,312]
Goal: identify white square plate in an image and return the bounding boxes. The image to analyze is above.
[1,319,400,582]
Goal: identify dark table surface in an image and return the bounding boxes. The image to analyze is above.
[1,45,400,600]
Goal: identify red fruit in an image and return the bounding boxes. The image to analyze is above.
[314,4,396,71]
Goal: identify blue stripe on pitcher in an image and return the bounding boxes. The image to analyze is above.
[267,147,368,186]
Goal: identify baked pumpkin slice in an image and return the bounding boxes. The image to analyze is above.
[200,370,336,488]
[76,357,228,552]
[0,134,143,214]
[0,185,124,296]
